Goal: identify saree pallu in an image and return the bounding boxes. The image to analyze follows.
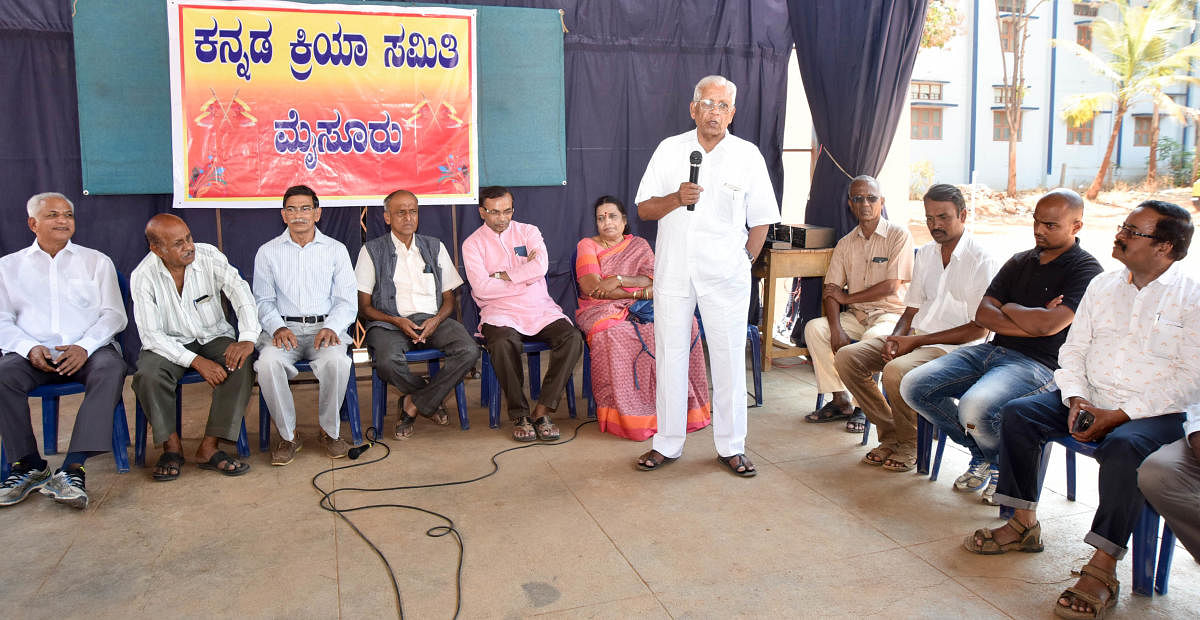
[576,235,711,441]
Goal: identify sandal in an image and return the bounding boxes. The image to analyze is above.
[532,416,560,441]
[844,408,867,433]
[963,517,1043,554]
[804,401,853,423]
[718,453,757,477]
[1054,564,1120,619]
[197,450,250,477]
[394,395,417,440]
[512,416,536,442]
[882,451,917,472]
[636,450,676,471]
[862,445,893,466]
[152,451,185,482]
[420,406,450,426]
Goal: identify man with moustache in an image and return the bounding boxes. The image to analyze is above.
[357,189,479,440]
[131,214,259,480]
[463,185,581,443]
[0,193,127,509]
[803,175,914,434]
[901,189,1103,504]
[963,201,1200,619]
[634,74,779,476]
[253,185,358,464]
[833,184,1000,472]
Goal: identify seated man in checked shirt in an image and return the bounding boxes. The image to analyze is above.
[961,201,1200,619]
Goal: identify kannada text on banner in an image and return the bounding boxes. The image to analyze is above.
[167,0,477,208]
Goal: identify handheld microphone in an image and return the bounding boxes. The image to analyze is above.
[348,440,374,459]
[686,151,702,211]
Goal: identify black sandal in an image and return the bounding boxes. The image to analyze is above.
[636,450,676,471]
[718,453,757,477]
[533,416,560,441]
[197,450,250,476]
[152,451,185,482]
[844,408,867,433]
[394,395,417,439]
[804,401,853,423]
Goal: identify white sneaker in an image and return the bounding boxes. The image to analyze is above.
[980,464,1000,505]
[39,468,88,509]
[0,463,51,506]
[953,458,991,492]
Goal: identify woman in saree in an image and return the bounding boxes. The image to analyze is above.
[575,195,710,440]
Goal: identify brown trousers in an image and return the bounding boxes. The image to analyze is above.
[833,337,946,451]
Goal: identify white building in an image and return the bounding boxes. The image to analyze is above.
[909,0,1196,191]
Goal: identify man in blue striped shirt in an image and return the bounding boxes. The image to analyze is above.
[253,185,359,465]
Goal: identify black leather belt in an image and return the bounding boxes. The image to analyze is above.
[282,315,326,324]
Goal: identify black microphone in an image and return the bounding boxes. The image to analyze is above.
[686,150,702,211]
[348,440,374,459]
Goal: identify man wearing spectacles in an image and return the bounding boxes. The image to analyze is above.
[964,201,1200,618]
[901,189,1103,504]
[357,189,479,441]
[803,175,914,435]
[253,185,359,465]
[634,74,780,477]
[462,186,581,442]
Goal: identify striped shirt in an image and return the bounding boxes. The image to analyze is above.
[253,228,357,336]
[130,243,260,367]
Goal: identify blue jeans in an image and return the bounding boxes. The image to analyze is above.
[898,343,1055,464]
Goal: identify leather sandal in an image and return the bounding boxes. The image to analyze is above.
[532,416,560,441]
[511,416,536,442]
[1054,564,1120,619]
[862,445,894,466]
[962,516,1044,554]
[636,449,676,471]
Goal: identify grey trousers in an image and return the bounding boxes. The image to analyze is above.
[132,337,255,445]
[0,345,126,461]
[366,315,480,417]
[1139,436,1200,563]
[254,321,352,441]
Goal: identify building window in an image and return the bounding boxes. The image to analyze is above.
[999,18,1017,53]
[1066,118,1093,145]
[993,110,1023,141]
[993,86,1018,105]
[1133,116,1153,146]
[910,81,944,101]
[912,107,943,140]
[1073,2,1099,17]
[1077,24,1092,50]
[998,0,1026,12]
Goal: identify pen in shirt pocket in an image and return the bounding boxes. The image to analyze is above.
[193,294,211,308]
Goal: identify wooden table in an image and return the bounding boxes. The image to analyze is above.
[752,247,833,371]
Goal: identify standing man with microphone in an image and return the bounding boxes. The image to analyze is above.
[634,75,780,477]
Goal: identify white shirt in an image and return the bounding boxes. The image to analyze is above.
[354,233,463,316]
[635,129,780,296]
[0,241,127,358]
[130,243,260,368]
[1054,262,1200,420]
[906,232,1001,352]
[1185,409,1199,438]
[253,228,357,337]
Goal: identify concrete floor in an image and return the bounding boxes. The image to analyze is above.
[2,356,1197,619]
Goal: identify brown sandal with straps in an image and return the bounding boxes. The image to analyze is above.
[511,416,537,442]
[532,416,560,441]
[1054,563,1120,619]
[963,516,1043,554]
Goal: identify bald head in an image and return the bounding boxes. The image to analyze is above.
[1032,188,1084,252]
[145,213,187,247]
[146,213,196,269]
[1036,188,1085,213]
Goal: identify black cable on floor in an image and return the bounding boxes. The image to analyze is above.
[310,418,596,620]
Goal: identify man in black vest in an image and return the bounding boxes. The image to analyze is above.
[355,189,480,439]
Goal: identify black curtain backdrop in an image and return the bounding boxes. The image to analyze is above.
[0,0,791,339]
[787,0,927,345]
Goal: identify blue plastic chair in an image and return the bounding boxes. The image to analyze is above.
[133,369,250,467]
[257,358,363,451]
[916,415,949,478]
[371,348,470,432]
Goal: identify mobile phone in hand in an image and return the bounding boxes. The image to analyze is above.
[1072,409,1095,433]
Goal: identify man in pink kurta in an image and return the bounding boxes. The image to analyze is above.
[462,186,584,442]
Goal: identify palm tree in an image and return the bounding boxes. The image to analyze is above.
[1056,0,1200,199]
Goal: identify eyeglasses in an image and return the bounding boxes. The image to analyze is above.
[1116,224,1158,240]
[693,99,732,113]
[849,195,881,204]
[483,207,514,216]
[283,205,316,213]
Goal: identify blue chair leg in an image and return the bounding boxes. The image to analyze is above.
[111,400,131,473]
[371,370,387,433]
[1156,524,1175,595]
[453,380,469,430]
[1066,448,1077,501]
[485,352,502,429]
[1,446,8,480]
[235,418,250,459]
[258,391,271,452]
[929,430,947,482]
[527,352,542,402]
[582,345,597,419]
[480,350,492,407]
[1132,503,1161,596]
[134,400,148,467]
[748,325,763,408]
[916,416,931,475]
[815,394,825,411]
[565,375,577,419]
[41,396,60,455]
[860,419,870,446]
[342,368,364,444]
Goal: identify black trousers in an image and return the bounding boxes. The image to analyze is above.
[994,390,1184,560]
[482,319,583,420]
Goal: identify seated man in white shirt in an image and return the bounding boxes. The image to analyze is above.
[356,189,479,440]
[131,214,259,481]
[1139,410,1200,564]
[0,193,127,509]
[962,201,1200,618]
[833,184,1000,472]
[253,185,358,465]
